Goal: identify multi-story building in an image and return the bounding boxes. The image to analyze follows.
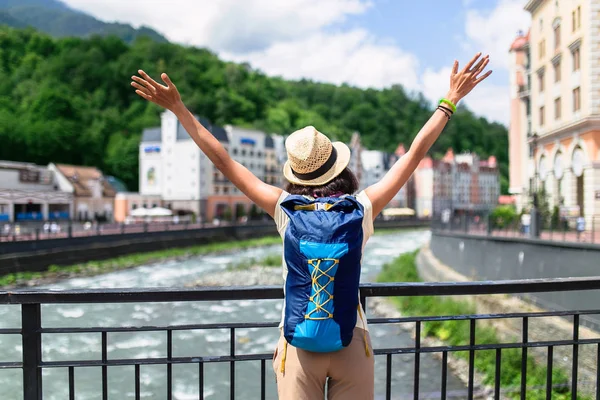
[417,150,500,218]
[0,161,73,222]
[50,164,117,222]
[414,157,435,218]
[510,0,600,226]
[139,111,284,221]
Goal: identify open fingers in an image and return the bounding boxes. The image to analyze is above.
[135,89,154,101]
[131,75,157,94]
[474,70,493,84]
[161,73,175,88]
[138,70,164,90]
[462,52,482,73]
[474,58,490,76]
[470,55,488,74]
[131,81,152,96]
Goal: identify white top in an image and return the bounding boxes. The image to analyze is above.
[273,190,375,331]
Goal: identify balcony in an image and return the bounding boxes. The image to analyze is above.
[518,84,530,99]
[1,279,598,399]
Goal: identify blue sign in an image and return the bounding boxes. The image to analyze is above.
[144,146,161,153]
[0,214,9,222]
[16,212,43,221]
[240,138,256,146]
[49,212,70,220]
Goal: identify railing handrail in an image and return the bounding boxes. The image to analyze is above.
[2,276,600,304]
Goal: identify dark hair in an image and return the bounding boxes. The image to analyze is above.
[285,167,359,197]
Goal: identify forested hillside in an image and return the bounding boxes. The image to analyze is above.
[0,0,167,43]
[0,27,508,192]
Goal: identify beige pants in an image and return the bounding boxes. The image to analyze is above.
[272,328,374,399]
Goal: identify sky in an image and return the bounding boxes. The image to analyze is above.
[59,0,531,125]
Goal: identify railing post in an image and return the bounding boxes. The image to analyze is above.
[121,223,125,234]
[22,303,42,400]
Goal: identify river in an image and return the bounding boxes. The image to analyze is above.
[0,229,467,399]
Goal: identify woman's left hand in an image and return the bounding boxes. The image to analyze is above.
[446,52,492,105]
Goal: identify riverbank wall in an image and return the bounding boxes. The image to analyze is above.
[0,220,428,275]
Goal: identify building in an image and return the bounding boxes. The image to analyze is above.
[139,111,284,221]
[0,161,73,222]
[509,0,600,226]
[414,157,434,218]
[50,164,117,222]
[416,150,500,218]
[113,193,163,223]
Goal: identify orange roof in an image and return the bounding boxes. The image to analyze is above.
[56,164,116,198]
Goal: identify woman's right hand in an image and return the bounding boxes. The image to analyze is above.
[131,70,182,111]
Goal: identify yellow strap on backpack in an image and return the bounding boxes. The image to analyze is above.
[357,305,370,357]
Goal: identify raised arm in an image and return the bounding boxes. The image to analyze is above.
[131,71,282,217]
[365,53,492,219]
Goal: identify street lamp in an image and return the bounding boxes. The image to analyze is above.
[530,132,540,238]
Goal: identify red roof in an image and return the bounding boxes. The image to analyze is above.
[395,144,406,156]
[510,30,530,51]
[442,148,454,163]
[418,157,433,169]
[498,195,515,205]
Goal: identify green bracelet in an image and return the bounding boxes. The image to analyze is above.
[439,98,457,113]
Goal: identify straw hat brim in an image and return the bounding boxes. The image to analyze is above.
[283,142,351,186]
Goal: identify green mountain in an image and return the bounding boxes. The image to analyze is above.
[0,27,509,193]
[0,0,167,43]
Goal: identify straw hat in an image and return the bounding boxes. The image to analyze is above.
[283,126,351,186]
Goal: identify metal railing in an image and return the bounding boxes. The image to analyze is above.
[0,217,429,244]
[434,215,600,245]
[2,278,600,399]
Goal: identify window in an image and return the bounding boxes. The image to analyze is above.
[249,151,254,157]
[215,187,220,194]
[223,187,229,194]
[233,148,238,155]
[553,25,561,50]
[572,47,580,71]
[573,87,581,111]
[538,40,546,59]
[539,18,543,31]
[241,149,246,156]
[539,106,545,126]
[577,6,581,29]
[572,10,576,32]
[554,61,561,82]
[538,72,545,92]
[554,97,561,120]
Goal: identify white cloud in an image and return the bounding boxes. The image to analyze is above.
[464,0,530,70]
[60,0,518,124]
[224,29,420,90]
[61,0,371,52]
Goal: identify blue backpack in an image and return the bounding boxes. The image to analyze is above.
[279,194,367,354]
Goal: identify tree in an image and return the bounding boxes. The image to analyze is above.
[0,26,510,195]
